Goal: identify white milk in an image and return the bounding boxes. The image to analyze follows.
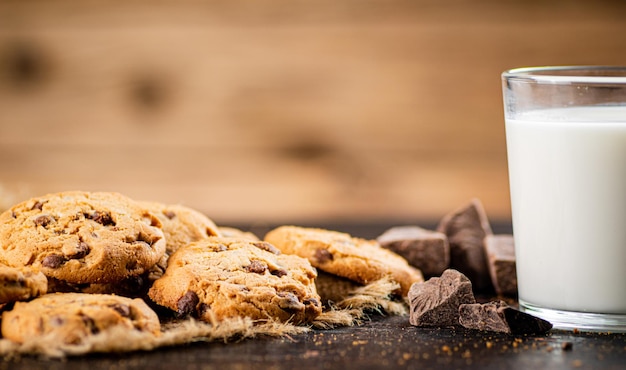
[506,106,626,314]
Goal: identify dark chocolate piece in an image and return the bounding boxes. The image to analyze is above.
[459,300,552,334]
[246,260,267,274]
[437,199,493,293]
[408,269,476,327]
[42,254,66,268]
[252,241,281,255]
[177,290,199,317]
[377,226,450,277]
[484,234,517,296]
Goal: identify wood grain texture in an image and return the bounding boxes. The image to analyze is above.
[1,0,625,223]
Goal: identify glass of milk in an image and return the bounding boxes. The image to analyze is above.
[503,66,626,332]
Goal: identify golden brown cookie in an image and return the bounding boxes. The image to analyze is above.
[0,265,48,304]
[1,292,161,345]
[0,191,166,284]
[148,238,322,325]
[264,226,424,296]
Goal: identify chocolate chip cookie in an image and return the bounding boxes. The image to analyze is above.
[0,191,166,284]
[264,226,424,296]
[1,292,161,345]
[148,238,322,324]
[0,265,47,304]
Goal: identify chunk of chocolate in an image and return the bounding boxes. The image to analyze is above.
[177,290,199,317]
[277,291,304,312]
[87,210,115,226]
[314,249,333,263]
[34,215,53,228]
[459,301,552,334]
[484,234,517,296]
[377,226,450,277]
[42,254,66,268]
[408,269,476,327]
[246,260,267,274]
[252,241,281,255]
[437,199,493,293]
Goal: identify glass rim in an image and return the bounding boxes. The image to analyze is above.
[502,66,626,84]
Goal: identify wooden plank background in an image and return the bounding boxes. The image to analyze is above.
[1,0,625,225]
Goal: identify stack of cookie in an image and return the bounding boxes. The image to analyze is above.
[0,191,424,355]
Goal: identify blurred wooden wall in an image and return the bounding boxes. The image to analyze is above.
[1,0,625,224]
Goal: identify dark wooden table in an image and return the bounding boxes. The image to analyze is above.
[3,222,626,370]
[5,315,625,370]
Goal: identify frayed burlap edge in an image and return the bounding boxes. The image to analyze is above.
[0,277,406,359]
[0,317,308,360]
[312,276,407,329]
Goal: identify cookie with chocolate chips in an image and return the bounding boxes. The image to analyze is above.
[1,292,161,345]
[263,226,424,296]
[148,237,322,324]
[0,191,166,285]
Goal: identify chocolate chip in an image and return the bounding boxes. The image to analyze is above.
[79,313,99,334]
[31,201,44,211]
[110,304,131,318]
[87,210,115,226]
[163,210,176,219]
[561,342,573,351]
[277,292,304,312]
[42,254,66,268]
[303,298,320,307]
[69,241,90,259]
[246,260,267,274]
[314,249,334,263]
[11,211,16,218]
[271,268,288,277]
[252,241,281,255]
[34,215,53,228]
[177,291,199,317]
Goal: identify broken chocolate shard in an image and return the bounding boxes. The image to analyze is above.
[437,199,494,293]
[408,269,476,327]
[459,300,552,334]
[377,226,450,277]
[484,234,517,296]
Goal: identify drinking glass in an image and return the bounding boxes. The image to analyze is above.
[502,66,626,332]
